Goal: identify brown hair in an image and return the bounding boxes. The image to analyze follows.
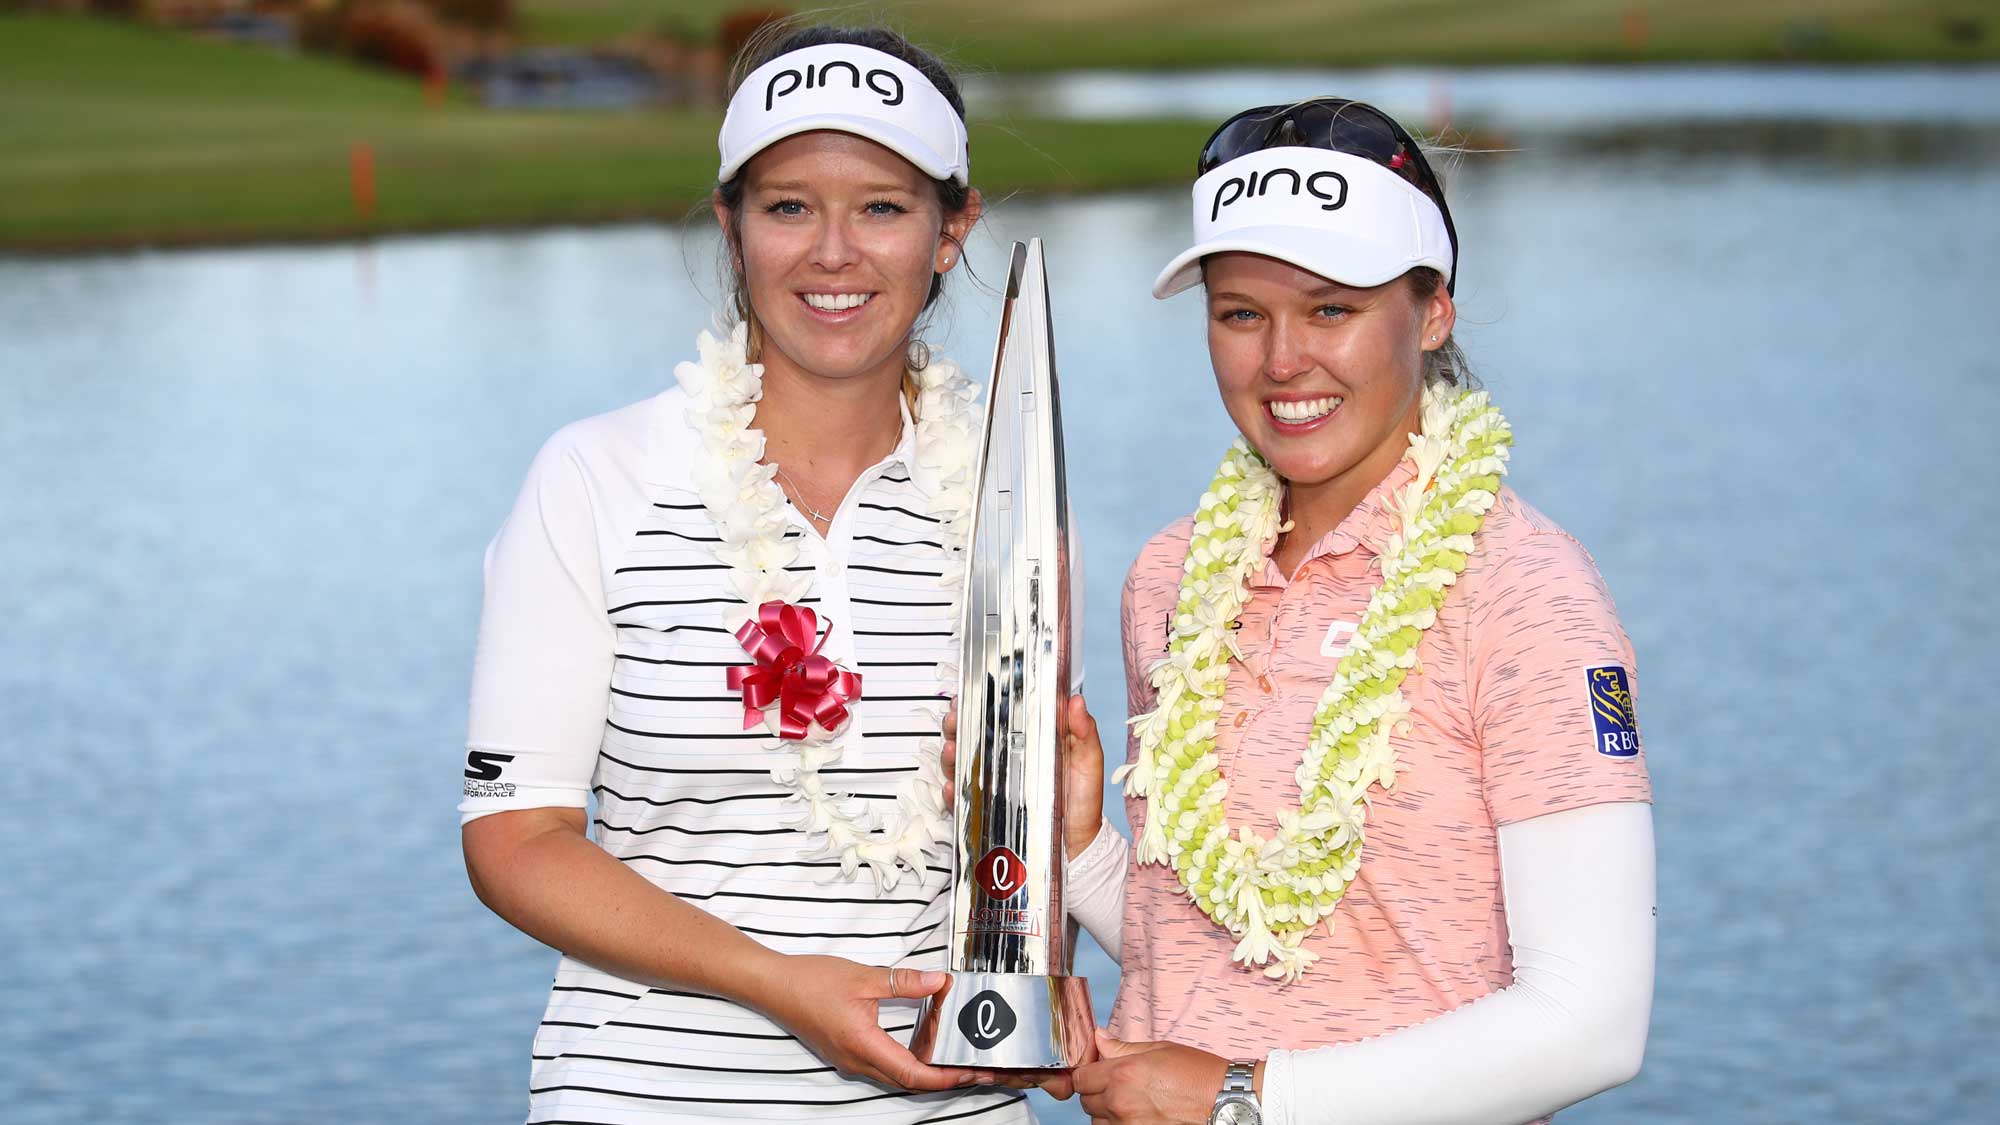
[714,22,976,369]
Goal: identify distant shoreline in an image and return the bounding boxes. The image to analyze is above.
[518,0,2000,70]
[3,211,714,260]
[5,11,1997,255]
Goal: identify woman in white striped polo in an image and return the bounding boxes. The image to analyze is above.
[458,24,1032,1124]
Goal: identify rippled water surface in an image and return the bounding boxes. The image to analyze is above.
[965,63,2000,125]
[3,70,1997,1123]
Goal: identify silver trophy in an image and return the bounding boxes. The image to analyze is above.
[911,239,1096,1070]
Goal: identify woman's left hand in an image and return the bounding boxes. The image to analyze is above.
[941,695,1104,863]
[1071,1028,1232,1124]
[1061,695,1106,860]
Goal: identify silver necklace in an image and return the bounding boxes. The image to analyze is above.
[771,462,837,524]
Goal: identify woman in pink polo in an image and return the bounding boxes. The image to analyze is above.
[1053,100,1656,1124]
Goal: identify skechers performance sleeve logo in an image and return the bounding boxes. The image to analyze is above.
[765,60,904,111]
[1586,666,1640,757]
[464,750,515,781]
[1211,167,1348,222]
[463,750,517,798]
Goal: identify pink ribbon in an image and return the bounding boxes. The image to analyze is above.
[726,601,863,741]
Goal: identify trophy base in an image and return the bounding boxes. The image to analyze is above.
[910,970,1096,1069]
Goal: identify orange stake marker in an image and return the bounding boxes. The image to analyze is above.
[350,143,377,221]
[1623,5,1650,53]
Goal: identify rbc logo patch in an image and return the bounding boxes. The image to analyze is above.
[1586,665,1640,758]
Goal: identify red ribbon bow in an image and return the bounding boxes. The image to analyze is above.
[726,601,863,741]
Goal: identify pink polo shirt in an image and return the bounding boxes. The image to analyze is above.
[1108,461,1650,1055]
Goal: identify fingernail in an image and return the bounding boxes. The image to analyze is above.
[920,970,948,989]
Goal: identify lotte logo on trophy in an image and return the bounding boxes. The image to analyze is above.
[910,239,1097,1070]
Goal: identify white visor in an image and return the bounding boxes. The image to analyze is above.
[1152,147,1453,299]
[719,43,969,186]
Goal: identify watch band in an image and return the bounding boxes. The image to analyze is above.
[1209,1060,1262,1124]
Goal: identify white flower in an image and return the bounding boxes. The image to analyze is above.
[1178,600,1247,665]
[1262,934,1321,983]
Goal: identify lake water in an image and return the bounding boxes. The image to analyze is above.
[965,64,2000,126]
[3,68,1998,1123]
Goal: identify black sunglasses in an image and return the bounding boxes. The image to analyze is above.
[1198,98,1459,292]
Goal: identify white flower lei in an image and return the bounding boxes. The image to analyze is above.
[1115,385,1513,981]
[672,323,982,892]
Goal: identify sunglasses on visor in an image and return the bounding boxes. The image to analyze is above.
[1198,98,1459,292]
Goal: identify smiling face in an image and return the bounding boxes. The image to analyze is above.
[716,130,978,387]
[1203,252,1454,513]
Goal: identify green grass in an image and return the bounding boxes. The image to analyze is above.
[7,1,1996,251]
[0,13,1208,251]
[519,0,2000,66]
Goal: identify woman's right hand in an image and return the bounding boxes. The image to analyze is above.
[756,955,992,1091]
[943,696,1106,861]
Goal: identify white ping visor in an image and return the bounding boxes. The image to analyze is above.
[718,43,969,186]
[1152,146,1453,299]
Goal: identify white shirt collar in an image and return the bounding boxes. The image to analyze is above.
[645,383,933,500]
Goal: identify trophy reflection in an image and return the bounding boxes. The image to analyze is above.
[910,239,1096,1070]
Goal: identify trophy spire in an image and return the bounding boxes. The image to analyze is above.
[910,239,1095,1070]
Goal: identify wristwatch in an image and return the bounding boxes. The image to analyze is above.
[1208,1060,1262,1125]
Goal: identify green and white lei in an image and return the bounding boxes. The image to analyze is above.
[1114,385,1513,982]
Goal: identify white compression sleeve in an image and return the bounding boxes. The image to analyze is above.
[1262,801,1657,1125]
[1063,821,1130,964]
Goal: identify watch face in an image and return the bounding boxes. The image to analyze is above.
[1213,1097,1260,1125]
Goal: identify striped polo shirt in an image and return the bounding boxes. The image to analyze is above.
[461,382,1032,1124]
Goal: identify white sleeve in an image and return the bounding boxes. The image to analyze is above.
[1262,801,1656,1125]
[1063,821,1130,963]
[458,433,617,824]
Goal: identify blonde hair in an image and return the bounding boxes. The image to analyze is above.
[1406,266,1477,390]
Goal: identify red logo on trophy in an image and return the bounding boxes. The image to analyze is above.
[975,846,1028,900]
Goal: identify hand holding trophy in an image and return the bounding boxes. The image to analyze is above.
[942,697,1107,869]
[910,239,1099,1071]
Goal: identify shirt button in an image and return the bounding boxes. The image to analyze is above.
[1234,711,1249,729]
[1257,674,1273,695]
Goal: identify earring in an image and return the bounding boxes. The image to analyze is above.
[906,336,932,371]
